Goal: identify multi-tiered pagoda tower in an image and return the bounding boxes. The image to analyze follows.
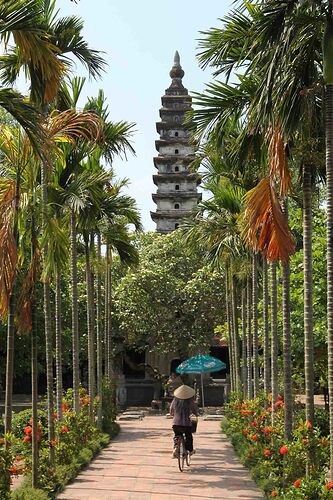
[151,51,201,233]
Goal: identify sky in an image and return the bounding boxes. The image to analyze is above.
[54,0,234,230]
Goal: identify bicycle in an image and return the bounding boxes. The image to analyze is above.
[174,433,191,472]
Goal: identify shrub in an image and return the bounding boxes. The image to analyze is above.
[11,487,49,500]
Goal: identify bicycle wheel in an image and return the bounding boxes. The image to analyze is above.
[185,450,191,467]
[178,438,185,472]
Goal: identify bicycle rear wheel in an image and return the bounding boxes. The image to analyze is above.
[186,450,191,467]
[178,439,185,472]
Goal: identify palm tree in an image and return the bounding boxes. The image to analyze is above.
[262,257,270,394]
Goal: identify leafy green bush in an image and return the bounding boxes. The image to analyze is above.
[11,487,48,500]
[101,377,117,435]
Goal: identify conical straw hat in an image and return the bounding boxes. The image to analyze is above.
[174,385,195,400]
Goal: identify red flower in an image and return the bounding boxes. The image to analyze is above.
[275,401,284,408]
[243,428,249,435]
[15,456,21,462]
[271,491,277,497]
[264,427,272,434]
[294,479,301,488]
[29,419,33,424]
[241,410,247,416]
[241,403,247,409]
[252,434,259,441]
[62,426,69,433]
[50,440,56,447]
[247,410,253,415]
[10,466,18,475]
[267,407,273,412]
[278,394,283,400]
[23,435,31,443]
[251,420,258,427]
[320,438,328,447]
[54,412,58,420]
[62,402,68,410]
[279,446,288,455]
[264,449,271,456]
[326,482,333,490]
[24,426,32,435]
[304,421,313,429]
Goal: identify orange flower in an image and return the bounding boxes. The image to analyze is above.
[320,438,328,447]
[10,466,18,475]
[241,410,247,416]
[24,426,32,435]
[241,403,247,409]
[0,439,5,445]
[279,446,288,455]
[271,491,277,497]
[267,407,273,412]
[243,429,249,435]
[304,421,313,429]
[15,456,21,462]
[23,435,31,443]
[62,426,69,433]
[264,449,271,456]
[294,479,301,488]
[252,434,259,441]
[326,482,333,490]
[50,440,56,447]
[264,427,272,434]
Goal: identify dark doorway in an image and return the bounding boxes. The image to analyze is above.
[170,358,182,374]
[209,346,229,378]
[123,348,146,378]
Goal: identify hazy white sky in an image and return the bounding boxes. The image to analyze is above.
[55,0,233,230]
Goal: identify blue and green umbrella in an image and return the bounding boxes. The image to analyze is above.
[176,354,226,409]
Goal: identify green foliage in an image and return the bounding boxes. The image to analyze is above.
[11,487,49,500]
[224,396,330,498]
[101,377,118,435]
[115,231,225,353]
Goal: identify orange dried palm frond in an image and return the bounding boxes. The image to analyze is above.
[16,249,39,334]
[268,127,291,197]
[0,220,17,319]
[242,176,295,262]
[46,109,103,145]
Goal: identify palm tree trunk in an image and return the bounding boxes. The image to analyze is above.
[31,203,38,488]
[231,274,241,393]
[225,274,234,392]
[70,210,80,414]
[107,248,113,378]
[263,257,270,394]
[4,172,20,436]
[252,254,259,397]
[96,232,103,429]
[104,244,110,376]
[85,237,96,420]
[55,264,63,422]
[247,274,253,399]
[325,77,333,479]
[303,161,315,424]
[282,201,293,441]
[41,174,55,463]
[241,288,247,399]
[271,262,279,425]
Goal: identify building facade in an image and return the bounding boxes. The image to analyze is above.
[151,51,201,233]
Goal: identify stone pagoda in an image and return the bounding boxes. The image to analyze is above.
[151,51,201,233]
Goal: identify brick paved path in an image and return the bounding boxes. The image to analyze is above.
[57,415,263,500]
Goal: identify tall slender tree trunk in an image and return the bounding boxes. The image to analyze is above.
[231,274,241,393]
[241,288,247,399]
[4,172,20,437]
[247,274,253,399]
[263,258,270,394]
[104,244,110,376]
[252,254,259,396]
[31,204,38,488]
[225,273,234,392]
[96,233,103,429]
[41,160,55,463]
[282,201,293,441]
[55,264,63,422]
[70,210,80,413]
[271,262,279,425]
[85,237,96,420]
[325,73,333,478]
[107,248,113,378]
[303,162,315,424]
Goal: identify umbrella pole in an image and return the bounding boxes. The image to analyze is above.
[201,373,205,412]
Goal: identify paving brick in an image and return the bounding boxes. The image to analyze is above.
[57,415,264,500]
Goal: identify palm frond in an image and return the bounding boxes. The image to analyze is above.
[242,176,295,262]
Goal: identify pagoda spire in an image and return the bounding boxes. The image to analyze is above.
[169,50,184,82]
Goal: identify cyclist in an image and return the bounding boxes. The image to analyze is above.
[170,384,198,458]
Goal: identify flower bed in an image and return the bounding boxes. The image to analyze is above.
[0,387,119,499]
[223,395,330,499]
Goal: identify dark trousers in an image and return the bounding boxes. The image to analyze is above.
[172,425,193,452]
